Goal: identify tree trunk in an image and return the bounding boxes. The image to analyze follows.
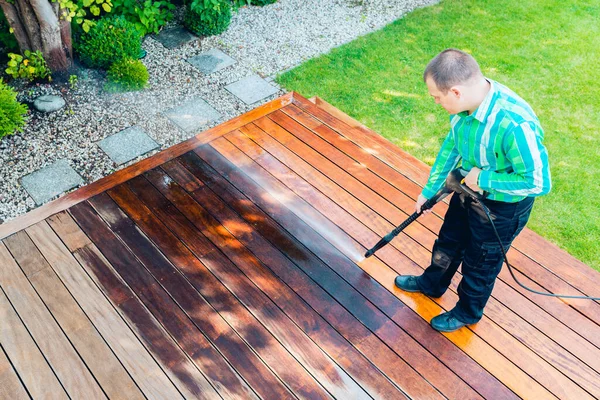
[0,0,72,72]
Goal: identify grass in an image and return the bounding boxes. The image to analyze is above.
[276,0,600,271]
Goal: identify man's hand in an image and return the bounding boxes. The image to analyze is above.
[464,167,482,193]
[415,194,432,214]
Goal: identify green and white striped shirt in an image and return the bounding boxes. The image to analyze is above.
[422,79,552,203]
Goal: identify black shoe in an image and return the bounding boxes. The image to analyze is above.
[430,311,469,332]
[394,275,422,293]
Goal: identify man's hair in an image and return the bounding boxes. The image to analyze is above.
[423,49,482,93]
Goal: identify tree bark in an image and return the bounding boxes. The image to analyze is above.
[0,1,32,50]
[0,0,71,72]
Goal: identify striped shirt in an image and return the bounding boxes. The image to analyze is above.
[422,79,552,203]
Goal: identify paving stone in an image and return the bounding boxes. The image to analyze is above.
[187,48,236,75]
[164,97,222,134]
[33,95,66,113]
[154,26,197,49]
[225,74,279,105]
[98,126,159,165]
[21,159,83,205]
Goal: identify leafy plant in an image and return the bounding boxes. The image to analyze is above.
[105,58,148,92]
[231,0,250,10]
[74,16,142,69]
[184,0,232,37]
[0,79,28,139]
[5,51,52,81]
[251,0,276,5]
[69,74,78,89]
[111,0,175,34]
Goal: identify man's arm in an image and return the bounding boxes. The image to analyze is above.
[478,121,552,196]
[421,130,462,200]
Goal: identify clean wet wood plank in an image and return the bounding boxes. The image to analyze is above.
[100,183,319,400]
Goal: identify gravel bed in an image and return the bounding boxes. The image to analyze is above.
[0,0,437,223]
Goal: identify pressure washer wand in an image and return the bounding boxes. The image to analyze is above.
[364,188,451,258]
[364,168,475,259]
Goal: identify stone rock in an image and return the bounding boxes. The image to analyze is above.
[33,95,66,113]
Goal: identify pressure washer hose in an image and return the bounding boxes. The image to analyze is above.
[477,200,600,300]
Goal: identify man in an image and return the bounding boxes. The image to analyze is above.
[394,49,552,332]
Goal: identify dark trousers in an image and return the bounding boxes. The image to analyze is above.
[416,193,534,324]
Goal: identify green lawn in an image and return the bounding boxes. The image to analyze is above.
[276,0,600,271]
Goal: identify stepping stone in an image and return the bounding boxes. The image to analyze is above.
[33,95,65,113]
[21,159,83,205]
[98,126,159,165]
[164,97,221,134]
[154,26,197,49]
[225,74,279,105]
[187,48,236,75]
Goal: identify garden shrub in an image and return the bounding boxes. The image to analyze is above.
[5,50,52,82]
[0,79,28,139]
[184,0,231,37]
[111,0,175,34]
[74,16,142,69]
[251,0,276,5]
[105,58,148,92]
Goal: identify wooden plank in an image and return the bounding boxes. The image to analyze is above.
[176,150,505,399]
[272,107,600,374]
[163,159,426,400]
[0,92,295,241]
[206,132,573,399]
[126,173,336,400]
[0,242,106,399]
[249,111,600,395]
[70,199,260,400]
[0,290,65,400]
[203,137,485,400]
[296,94,600,301]
[231,120,597,399]
[28,218,190,400]
[97,184,316,400]
[119,173,380,400]
[281,104,600,349]
[207,134,519,399]
[3,231,144,400]
[0,345,29,400]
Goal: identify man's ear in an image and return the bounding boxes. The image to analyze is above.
[449,87,461,98]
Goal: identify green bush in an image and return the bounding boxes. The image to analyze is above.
[0,80,28,139]
[111,0,175,34]
[74,16,142,69]
[5,51,52,82]
[230,0,275,8]
[105,58,148,92]
[251,0,276,5]
[184,0,231,37]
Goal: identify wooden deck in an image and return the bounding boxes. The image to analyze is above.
[1,91,599,399]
